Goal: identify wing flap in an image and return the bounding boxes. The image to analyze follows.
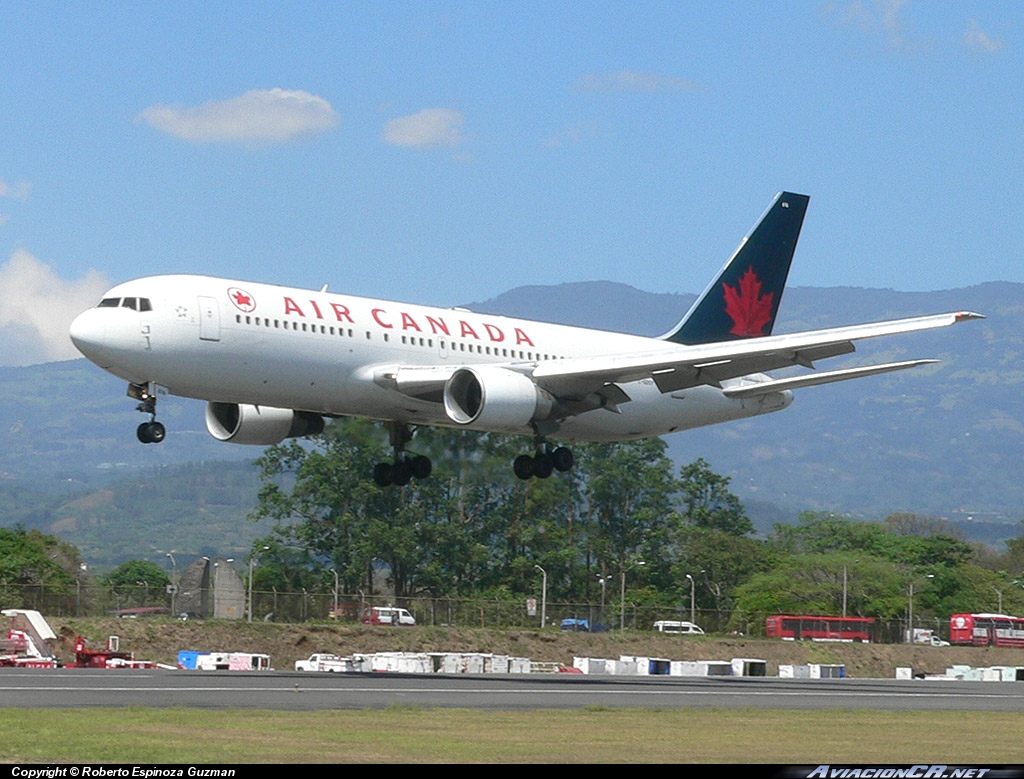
[721,359,939,399]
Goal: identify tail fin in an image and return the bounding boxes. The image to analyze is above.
[662,191,809,345]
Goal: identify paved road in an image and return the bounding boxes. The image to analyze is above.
[1,670,1023,711]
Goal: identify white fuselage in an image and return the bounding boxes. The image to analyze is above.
[69,274,791,443]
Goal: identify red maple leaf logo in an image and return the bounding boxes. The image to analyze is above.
[723,267,774,337]
[228,287,256,313]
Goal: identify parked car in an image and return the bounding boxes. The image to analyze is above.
[653,620,705,635]
[560,618,590,632]
[362,606,416,626]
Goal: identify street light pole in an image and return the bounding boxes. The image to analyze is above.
[686,573,695,624]
[534,565,547,628]
[248,546,270,624]
[166,552,177,617]
[620,561,646,631]
[907,574,935,643]
[842,565,848,620]
[331,568,339,619]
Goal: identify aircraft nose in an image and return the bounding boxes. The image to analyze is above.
[69,308,107,363]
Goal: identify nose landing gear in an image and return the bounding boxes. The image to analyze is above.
[129,382,166,444]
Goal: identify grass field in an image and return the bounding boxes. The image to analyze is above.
[2,708,1023,763]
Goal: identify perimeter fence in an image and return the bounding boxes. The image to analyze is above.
[0,582,944,643]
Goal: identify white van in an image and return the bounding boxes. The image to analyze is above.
[362,606,416,626]
[653,620,704,635]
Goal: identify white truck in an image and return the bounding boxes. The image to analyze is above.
[295,653,350,672]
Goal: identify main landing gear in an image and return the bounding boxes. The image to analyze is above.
[513,440,574,481]
[373,422,433,488]
[129,382,166,444]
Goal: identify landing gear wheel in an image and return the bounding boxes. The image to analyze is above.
[390,459,413,486]
[410,455,432,480]
[532,452,554,479]
[136,421,166,444]
[513,454,534,480]
[552,446,574,472]
[372,462,393,488]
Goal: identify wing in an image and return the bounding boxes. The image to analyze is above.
[374,311,982,411]
[530,311,984,400]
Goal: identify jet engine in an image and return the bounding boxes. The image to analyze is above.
[205,402,325,445]
[443,366,553,432]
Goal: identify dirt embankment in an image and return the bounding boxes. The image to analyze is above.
[48,618,1024,678]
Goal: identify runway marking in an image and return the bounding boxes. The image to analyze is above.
[1,685,1021,699]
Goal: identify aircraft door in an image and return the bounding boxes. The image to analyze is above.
[198,296,221,341]
[437,337,449,359]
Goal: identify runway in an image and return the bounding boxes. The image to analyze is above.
[1,670,1022,712]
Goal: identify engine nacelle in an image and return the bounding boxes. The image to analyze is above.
[205,402,325,445]
[443,366,553,432]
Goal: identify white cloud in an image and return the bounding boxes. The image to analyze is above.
[542,121,600,148]
[0,250,110,366]
[137,88,340,144]
[0,176,32,200]
[383,108,466,149]
[835,0,913,50]
[964,20,1004,53]
[575,70,705,94]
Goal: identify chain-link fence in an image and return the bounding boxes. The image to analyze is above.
[0,582,952,642]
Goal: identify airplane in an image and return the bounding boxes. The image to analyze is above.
[69,191,982,487]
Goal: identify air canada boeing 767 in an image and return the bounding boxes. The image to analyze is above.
[69,192,982,486]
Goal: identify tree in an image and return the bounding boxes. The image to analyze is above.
[662,527,772,613]
[731,552,908,628]
[0,526,84,609]
[771,511,886,555]
[575,438,676,587]
[884,512,966,540]
[676,458,754,536]
[251,419,574,599]
[997,528,1024,578]
[100,560,170,607]
[250,419,393,593]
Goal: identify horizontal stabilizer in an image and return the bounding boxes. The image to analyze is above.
[721,359,940,399]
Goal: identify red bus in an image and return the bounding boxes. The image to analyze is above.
[766,614,876,643]
[950,613,1024,648]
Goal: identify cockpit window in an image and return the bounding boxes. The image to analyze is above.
[97,297,152,311]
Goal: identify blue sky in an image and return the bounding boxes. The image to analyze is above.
[1,1,1021,365]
